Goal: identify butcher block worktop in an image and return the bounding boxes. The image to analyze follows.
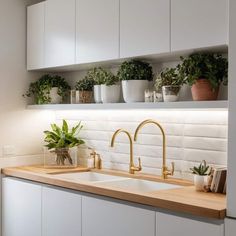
[2,166,226,220]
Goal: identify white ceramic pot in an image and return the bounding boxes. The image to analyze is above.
[179,84,192,101]
[162,86,180,102]
[93,85,102,103]
[49,87,62,104]
[122,80,149,103]
[194,175,208,191]
[101,84,120,103]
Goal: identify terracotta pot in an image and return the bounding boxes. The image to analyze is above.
[191,79,219,101]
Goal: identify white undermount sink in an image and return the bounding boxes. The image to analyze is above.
[56,171,181,193]
[56,172,127,182]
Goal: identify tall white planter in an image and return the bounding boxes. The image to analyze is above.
[101,84,120,103]
[194,175,208,191]
[122,80,149,103]
[94,85,102,103]
[49,87,62,104]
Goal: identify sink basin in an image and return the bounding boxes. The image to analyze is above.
[56,172,128,182]
[97,178,181,192]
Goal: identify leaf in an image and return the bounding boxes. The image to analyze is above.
[62,120,68,133]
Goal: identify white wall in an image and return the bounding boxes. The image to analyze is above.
[0,0,54,168]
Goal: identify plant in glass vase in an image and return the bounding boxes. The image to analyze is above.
[44,120,85,166]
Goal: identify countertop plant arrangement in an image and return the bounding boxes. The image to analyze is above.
[44,120,85,165]
[24,74,71,104]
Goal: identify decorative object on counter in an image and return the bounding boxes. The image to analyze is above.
[101,70,120,103]
[23,74,71,104]
[43,120,85,168]
[87,148,102,169]
[144,89,154,102]
[179,53,228,101]
[190,160,211,191]
[153,90,163,102]
[117,60,153,103]
[210,167,227,194]
[75,76,94,103]
[155,67,186,102]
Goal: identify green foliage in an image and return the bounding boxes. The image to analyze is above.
[75,76,95,91]
[117,60,153,81]
[23,74,71,104]
[44,120,85,150]
[103,72,119,86]
[155,67,186,91]
[190,160,210,176]
[178,53,228,89]
[87,67,106,85]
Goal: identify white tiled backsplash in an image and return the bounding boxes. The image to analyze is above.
[56,109,227,180]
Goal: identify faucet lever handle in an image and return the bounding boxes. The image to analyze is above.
[170,162,175,176]
[138,158,142,169]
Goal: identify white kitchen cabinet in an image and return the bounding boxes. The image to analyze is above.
[27,2,45,70]
[82,196,155,236]
[42,186,82,236]
[76,0,119,63]
[171,0,229,51]
[45,0,76,67]
[2,178,42,236]
[120,0,170,58]
[156,212,224,236]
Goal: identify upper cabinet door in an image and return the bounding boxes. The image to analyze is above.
[76,0,119,63]
[27,2,45,70]
[45,0,76,67]
[120,0,170,58]
[171,0,229,51]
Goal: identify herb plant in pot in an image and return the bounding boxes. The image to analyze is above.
[117,60,153,103]
[179,53,228,101]
[155,67,185,102]
[75,76,95,103]
[44,120,85,168]
[24,74,71,104]
[190,160,211,191]
[101,71,120,103]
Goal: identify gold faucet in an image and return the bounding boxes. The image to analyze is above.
[111,129,142,174]
[134,119,174,179]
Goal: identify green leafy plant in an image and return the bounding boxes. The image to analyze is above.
[190,160,210,176]
[75,76,95,91]
[23,74,71,104]
[178,53,228,89]
[155,67,186,92]
[44,120,85,165]
[117,60,153,81]
[87,67,106,85]
[103,72,119,86]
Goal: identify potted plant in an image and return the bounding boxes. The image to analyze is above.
[179,53,228,101]
[75,76,95,103]
[86,67,106,103]
[23,74,71,104]
[117,60,153,103]
[101,71,120,103]
[44,120,85,167]
[190,160,211,191]
[155,67,186,102]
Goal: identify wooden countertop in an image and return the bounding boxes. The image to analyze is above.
[1,166,226,220]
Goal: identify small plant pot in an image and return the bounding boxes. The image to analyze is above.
[194,175,208,191]
[48,87,62,104]
[101,84,120,103]
[76,91,93,103]
[93,85,102,103]
[191,79,219,101]
[44,147,78,168]
[122,80,149,103]
[162,86,180,102]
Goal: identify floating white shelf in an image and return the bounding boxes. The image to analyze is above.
[27,100,228,110]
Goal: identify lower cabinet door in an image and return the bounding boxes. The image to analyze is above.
[2,178,42,236]
[156,212,224,236]
[82,196,155,236]
[42,186,82,236]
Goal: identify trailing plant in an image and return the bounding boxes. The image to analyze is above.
[75,76,95,91]
[117,60,153,81]
[44,120,85,165]
[190,160,211,176]
[23,74,71,104]
[178,53,228,89]
[155,67,186,92]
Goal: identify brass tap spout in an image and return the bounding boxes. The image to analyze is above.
[111,129,142,174]
[134,119,174,179]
